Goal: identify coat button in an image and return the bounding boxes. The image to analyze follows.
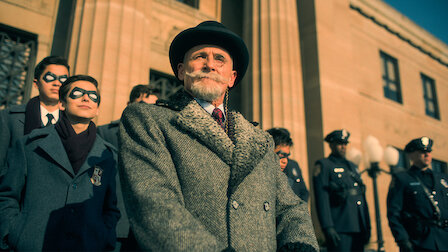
[72,183,77,189]
[357,201,362,206]
[264,202,270,211]
[232,200,239,209]
[432,191,436,195]
[354,182,358,186]
[338,174,342,178]
[296,178,301,183]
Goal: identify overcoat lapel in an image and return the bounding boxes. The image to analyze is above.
[36,128,73,176]
[172,91,271,195]
[76,137,112,176]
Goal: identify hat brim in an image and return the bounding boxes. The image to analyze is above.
[169,22,249,88]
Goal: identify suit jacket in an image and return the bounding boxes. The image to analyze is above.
[387,166,448,251]
[313,154,371,241]
[284,159,309,202]
[0,126,120,251]
[0,104,26,173]
[119,91,318,251]
[97,119,131,240]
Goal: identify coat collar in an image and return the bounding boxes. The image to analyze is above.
[169,91,272,195]
[30,127,113,177]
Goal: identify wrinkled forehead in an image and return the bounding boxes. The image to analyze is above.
[42,64,69,76]
[184,44,233,61]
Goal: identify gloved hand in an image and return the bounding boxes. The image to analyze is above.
[398,240,413,252]
[324,227,340,248]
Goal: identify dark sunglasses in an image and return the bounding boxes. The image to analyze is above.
[69,87,99,103]
[43,72,68,84]
[275,151,290,159]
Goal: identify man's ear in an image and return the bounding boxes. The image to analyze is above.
[33,78,39,89]
[177,63,185,81]
[227,70,237,89]
[59,101,66,111]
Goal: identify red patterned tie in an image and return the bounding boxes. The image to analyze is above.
[212,108,225,130]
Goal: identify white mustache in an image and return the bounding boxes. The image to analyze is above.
[185,71,228,84]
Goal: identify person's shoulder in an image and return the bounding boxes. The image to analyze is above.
[5,103,26,113]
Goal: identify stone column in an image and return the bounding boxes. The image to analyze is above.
[243,0,308,169]
[69,0,153,124]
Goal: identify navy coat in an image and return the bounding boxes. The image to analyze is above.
[284,159,309,202]
[387,166,448,251]
[313,154,371,243]
[0,104,26,173]
[97,120,131,241]
[0,126,120,251]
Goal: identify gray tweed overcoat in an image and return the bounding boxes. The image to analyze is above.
[119,91,318,251]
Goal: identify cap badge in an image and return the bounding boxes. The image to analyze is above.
[421,137,429,146]
[342,129,348,139]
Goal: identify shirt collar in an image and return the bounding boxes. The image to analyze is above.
[194,98,226,119]
[40,105,59,125]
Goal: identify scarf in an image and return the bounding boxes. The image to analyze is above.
[55,113,97,174]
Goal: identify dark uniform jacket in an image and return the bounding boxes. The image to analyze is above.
[97,119,130,241]
[119,90,318,251]
[284,159,309,202]
[313,154,371,241]
[0,126,120,251]
[387,166,448,251]
[0,104,27,173]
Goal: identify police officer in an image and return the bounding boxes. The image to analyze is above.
[387,137,448,252]
[313,129,371,251]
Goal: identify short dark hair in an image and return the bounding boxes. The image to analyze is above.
[34,56,70,80]
[129,84,153,103]
[266,128,293,147]
[59,75,101,105]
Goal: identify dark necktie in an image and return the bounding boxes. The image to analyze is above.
[212,108,225,130]
[46,113,55,126]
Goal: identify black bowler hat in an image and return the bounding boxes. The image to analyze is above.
[169,21,249,87]
[324,129,350,144]
[404,137,433,153]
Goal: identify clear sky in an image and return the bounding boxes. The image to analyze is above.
[382,0,448,46]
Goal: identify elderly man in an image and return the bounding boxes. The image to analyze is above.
[119,21,318,251]
[387,137,448,252]
[313,129,370,251]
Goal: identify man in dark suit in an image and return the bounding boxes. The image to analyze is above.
[97,84,158,251]
[313,129,371,251]
[267,127,309,202]
[387,137,448,252]
[0,56,69,172]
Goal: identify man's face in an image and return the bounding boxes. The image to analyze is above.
[60,80,99,122]
[330,142,347,157]
[274,144,291,171]
[409,150,432,169]
[177,45,237,102]
[34,64,69,103]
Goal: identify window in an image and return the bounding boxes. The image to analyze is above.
[421,74,440,120]
[432,159,447,174]
[176,0,199,9]
[0,23,37,109]
[380,51,402,103]
[149,69,183,100]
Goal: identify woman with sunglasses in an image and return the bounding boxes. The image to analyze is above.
[0,75,120,251]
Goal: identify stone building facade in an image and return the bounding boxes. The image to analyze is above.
[1,0,447,251]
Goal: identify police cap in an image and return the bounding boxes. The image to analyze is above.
[324,129,350,144]
[404,137,433,153]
